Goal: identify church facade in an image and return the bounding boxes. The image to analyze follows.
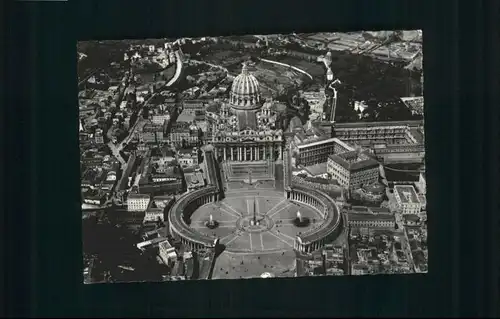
[207,63,284,162]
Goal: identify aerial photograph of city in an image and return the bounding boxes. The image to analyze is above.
[79,30,426,283]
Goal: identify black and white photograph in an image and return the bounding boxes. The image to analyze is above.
[79,30,426,284]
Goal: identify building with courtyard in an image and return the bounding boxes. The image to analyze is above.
[327,149,380,190]
[393,185,421,215]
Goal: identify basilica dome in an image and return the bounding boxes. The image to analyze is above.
[229,63,261,111]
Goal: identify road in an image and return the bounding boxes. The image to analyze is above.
[168,51,184,86]
[78,68,101,87]
[258,58,313,80]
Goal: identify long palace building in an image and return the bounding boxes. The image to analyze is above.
[333,122,420,145]
[207,63,284,162]
[314,120,425,164]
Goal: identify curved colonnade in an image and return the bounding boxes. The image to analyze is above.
[168,187,221,250]
[288,185,343,253]
[169,185,343,254]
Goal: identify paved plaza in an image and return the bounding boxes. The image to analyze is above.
[189,190,324,253]
[212,249,297,280]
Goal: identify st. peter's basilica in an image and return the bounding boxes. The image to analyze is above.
[206,63,284,162]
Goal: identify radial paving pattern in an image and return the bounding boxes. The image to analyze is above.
[189,191,324,253]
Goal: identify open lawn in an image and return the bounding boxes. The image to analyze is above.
[275,51,420,103]
[253,61,308,88]
[202,50,247,68]
[305,32,342,43]
[272,56,325,79]
[198,50,316,96]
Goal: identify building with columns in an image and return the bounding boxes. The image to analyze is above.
[207,63,284,162]
[201,144,225,200]
[393,185,421,215]
[283,132,294,198]
[289,185,343,254]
